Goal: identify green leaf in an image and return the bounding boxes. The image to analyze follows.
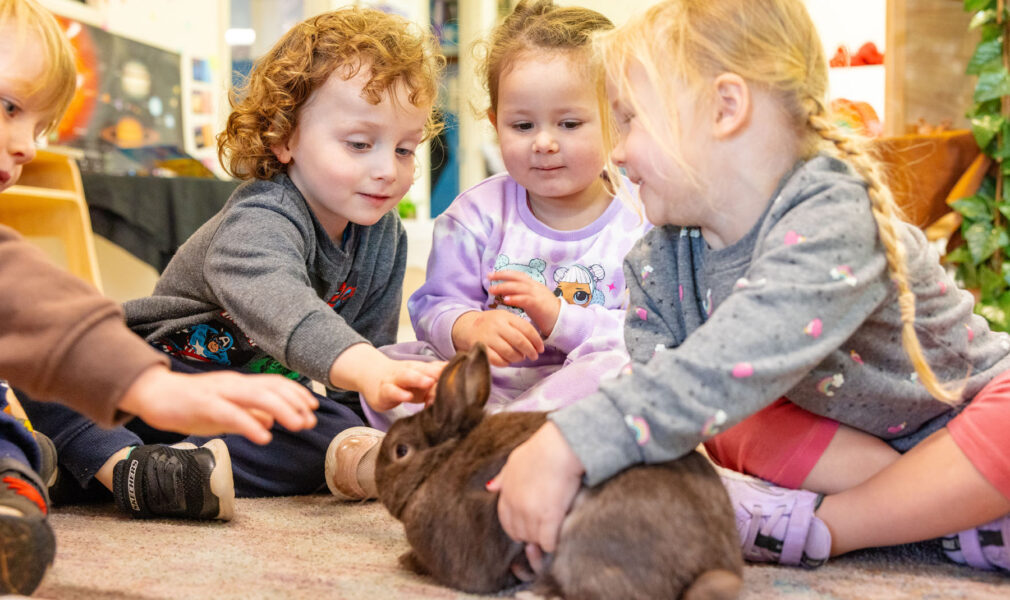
[974,69,1010,103]
[971,113,1005,147]
[966,98,1002,119]
[968,36,1004,74]
[965,6,997,28]
[952,194,994,220]
[946,246,973,267]
[957,260,982,289]
[964,221,1006,264]
[980,175,998,198]
[999,202,1010,220]
[978,300,1010,332]
[1003,261,1010,286]
[979,263,1007,298]
[966,0,996,16]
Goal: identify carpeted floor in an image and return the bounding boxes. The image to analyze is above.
[30,495,1010,599]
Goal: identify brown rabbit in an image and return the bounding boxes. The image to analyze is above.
[375,344,743,599]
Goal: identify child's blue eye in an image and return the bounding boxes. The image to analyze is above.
[346,141,370,151]
[396,147,415,157]
[512,122,533,132]
[560,120,581,130]
[1,99,18,118]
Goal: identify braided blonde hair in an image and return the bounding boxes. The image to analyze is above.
[598,0,961,404]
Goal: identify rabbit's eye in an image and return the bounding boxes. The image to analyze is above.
[395,443,410,459]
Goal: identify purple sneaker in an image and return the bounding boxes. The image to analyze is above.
[942,515,1010,571]
[716,465,831,567]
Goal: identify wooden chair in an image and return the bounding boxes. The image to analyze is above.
[0,148,103,292]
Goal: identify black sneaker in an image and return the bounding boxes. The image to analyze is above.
[0,458,55,595]
[112,440,234,521]
[33,430,58,490]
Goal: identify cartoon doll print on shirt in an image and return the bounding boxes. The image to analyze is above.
[488,254,610,317]
[553,263,606,307]
[488,254,548,316]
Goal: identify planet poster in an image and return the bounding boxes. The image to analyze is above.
[53,17,185,175]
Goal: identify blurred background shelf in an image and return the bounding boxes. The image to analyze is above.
[0,148,103,292]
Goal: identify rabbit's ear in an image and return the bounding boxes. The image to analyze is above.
[422,343,491,441]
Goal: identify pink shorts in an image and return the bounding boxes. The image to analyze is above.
[948,369,1010,500]
[703,398,839,489]
[704,370,1010,499]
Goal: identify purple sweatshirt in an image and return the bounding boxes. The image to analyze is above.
[408,173,650,412]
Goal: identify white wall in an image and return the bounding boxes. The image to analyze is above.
[551,0,887,122]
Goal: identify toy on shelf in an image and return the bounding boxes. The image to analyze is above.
[830,42,884,67]
[831,98,883,138]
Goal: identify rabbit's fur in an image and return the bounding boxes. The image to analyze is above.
[375,344,743,599]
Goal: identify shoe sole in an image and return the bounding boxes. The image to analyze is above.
[0,513,55,595]
[324,427,383,500]
[203,440,235,521]
[176,441,235,521]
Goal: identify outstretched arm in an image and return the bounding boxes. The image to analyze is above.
[117,365,319,445]
[329,342,445,412]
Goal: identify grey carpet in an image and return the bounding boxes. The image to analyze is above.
[33,496,1010,599]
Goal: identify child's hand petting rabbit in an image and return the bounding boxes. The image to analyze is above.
[375,343,743,599]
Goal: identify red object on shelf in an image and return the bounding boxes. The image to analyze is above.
[854,42,884,66]
[830,45,850,67]
[829,42,884,67]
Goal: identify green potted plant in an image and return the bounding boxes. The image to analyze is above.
[946,0,1010,332]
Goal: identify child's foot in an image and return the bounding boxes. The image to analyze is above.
[716,465,831,567]
[942,515,1010,571]
[112,440,234,520]
[325,426,383,501]
[0,458,55,595]
[33,430,58,489]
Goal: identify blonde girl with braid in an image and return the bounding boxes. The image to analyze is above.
[487,0,1010,573]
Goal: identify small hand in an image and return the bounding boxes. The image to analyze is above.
[366,358,446,412]
[487,270,561,337]
[486,422,584,552]
[451,310,545,367]
[117,365,320,445]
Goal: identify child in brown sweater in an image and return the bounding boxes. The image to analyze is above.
[0,1,319,594]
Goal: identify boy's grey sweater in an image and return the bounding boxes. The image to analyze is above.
[124,174,406,401]
[552,155,1010,486]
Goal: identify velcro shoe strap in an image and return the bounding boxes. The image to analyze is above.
[113,450,152,517]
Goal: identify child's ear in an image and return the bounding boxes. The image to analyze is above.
[712,73,750,139]
[271,140,293,164]
[487,109,497,129]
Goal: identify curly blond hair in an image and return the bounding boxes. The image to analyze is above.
[598,0,961,404]
[0,0,77,135]
[218,7,444,180]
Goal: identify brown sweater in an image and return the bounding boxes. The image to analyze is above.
[0,225,167,426]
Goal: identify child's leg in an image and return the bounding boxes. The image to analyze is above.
[0,394,55,594]
[818,428,1009,554]
[16,388,140,493]
[183,389,365,497]
[801,421,900,494]
[505,347,628,412]
[704,398,899,494]
[819,369,1010,559]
